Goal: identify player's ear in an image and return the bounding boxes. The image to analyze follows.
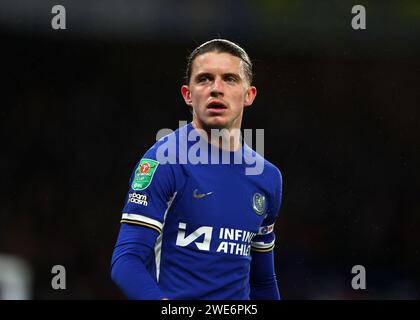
[181,85,193,107]
[244,86,257,108]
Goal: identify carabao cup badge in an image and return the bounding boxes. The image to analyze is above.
[131,159,159,191]
[252,193,266,215]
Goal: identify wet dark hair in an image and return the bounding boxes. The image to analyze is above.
[185,39,253,85]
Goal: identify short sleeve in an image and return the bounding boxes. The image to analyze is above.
[120,147,177,234]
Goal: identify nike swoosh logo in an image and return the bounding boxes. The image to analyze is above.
[193,189,213,199]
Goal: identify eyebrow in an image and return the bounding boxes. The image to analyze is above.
[194,72,213,80]
[194,72,241,81]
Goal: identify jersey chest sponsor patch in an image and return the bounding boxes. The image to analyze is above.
[175,222,257,256]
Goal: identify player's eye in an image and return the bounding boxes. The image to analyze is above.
[197,75,211,83]
[224,75,238,83]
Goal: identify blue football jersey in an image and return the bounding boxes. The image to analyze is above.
[120,122,282,299]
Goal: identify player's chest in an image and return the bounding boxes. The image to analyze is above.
[173,167,269,232]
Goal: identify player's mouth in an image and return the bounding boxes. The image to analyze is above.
[207,100,228,112]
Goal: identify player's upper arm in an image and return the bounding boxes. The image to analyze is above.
[120,146,179,234]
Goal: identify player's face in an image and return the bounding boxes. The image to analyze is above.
[181,52,256,131]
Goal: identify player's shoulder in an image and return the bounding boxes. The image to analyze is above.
[244,143,282,182]
[264,157,282,181]
[263,158,282,191]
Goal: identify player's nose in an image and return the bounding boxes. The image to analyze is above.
[210,77,224,97]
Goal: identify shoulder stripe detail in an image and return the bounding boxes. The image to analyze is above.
[121,213,163,230]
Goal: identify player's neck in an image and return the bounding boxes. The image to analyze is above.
[191,119,242,152]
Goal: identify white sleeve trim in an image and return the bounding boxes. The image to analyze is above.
[251,239,275,249]
[121,213,163,230]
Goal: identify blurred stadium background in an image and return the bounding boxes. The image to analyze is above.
[0,0,419,299]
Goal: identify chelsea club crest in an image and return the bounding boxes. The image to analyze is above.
[252,193,266,215]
